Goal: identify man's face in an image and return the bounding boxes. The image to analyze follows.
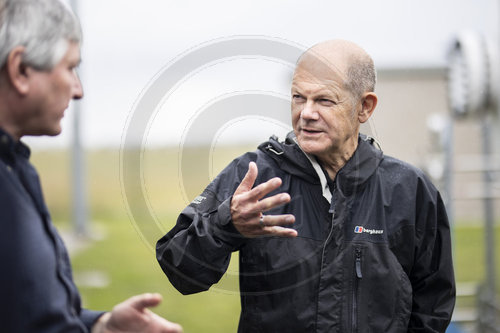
[22,42,82,137]
[291,63,360,160]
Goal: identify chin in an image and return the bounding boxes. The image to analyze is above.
[44,127,63,137]
[297,140,325,156]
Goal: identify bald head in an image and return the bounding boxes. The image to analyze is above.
[290,39,379,168]
[295,40,376,100]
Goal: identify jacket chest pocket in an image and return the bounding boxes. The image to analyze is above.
[345,244,412,333]
[350,247,363,333]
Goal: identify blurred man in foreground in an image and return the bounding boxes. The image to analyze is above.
[157,39,455,332]
[0,0,182,331]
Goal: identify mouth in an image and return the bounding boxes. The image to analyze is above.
[301,127,323,135]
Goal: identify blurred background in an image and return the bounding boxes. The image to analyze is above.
[28,0,500,332]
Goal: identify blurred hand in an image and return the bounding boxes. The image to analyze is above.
[230,161,297,238]
[91,293,182,333]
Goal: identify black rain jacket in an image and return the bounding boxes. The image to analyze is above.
[156,133,455,333]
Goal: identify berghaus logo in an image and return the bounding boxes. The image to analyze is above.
[354,226,384,235]
[192,195,206,205]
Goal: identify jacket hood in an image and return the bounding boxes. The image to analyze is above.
[258,131,383,197]
[258,132,320,184]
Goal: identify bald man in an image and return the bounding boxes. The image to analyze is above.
[157,40,456,332]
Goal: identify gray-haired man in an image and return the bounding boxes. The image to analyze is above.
[0,0,182,331]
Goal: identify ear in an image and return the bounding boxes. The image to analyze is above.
[5,46,31,95]
[358,92,377,123]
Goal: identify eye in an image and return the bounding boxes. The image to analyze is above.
[319,98,335,106]
[68,61,81,72]
[292,94,305,102]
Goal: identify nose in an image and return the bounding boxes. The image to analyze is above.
[73,70,84,100]
[300,101,319,120]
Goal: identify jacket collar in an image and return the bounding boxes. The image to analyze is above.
[260,131,383,200]
[335,134,383,197]
[259,132,320,184]
[0,127,31,163]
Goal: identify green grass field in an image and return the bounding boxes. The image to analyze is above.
[31,147,500,333]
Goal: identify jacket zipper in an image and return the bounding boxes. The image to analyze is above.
[317,190,335,330]
[320,187,336,276]
[320,212,335,268]
[352,247,363,332]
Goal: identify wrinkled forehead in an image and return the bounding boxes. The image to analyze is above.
[292,51,347,88]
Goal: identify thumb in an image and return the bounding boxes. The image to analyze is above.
[235,162,258,195]
[128,293,162,311]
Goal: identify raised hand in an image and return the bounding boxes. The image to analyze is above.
[91,293,182,333]
[230,162,297,238]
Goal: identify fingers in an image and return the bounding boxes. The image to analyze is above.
[249,178,283,202]
[104,293,183,333]
[260,214,295,227]
[149,312,184,333]
[127,293,162,311]
[235,162,283,202]
[234,161,258,195]
[259,214,297,237]
[265,226,298,238]
[233,212,297,238]
[231,161,298,238]
[256,192,290,212]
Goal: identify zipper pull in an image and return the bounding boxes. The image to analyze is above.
[355,249,363,279]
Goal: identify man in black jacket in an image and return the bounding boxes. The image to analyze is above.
[0,0,182,331]
[157,40,455,332]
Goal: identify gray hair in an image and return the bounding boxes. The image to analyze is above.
[345,55,377,99]
[0,0,81,71]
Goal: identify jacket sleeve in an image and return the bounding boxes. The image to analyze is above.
[156,158,250,295]
[408,180,456,332]
[80,309,106,330]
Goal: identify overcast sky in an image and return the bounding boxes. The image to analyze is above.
[24,0,499,149]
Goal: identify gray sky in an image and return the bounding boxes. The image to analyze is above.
[25,0,499,149]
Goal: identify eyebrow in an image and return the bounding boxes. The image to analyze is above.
[291,85,340,100]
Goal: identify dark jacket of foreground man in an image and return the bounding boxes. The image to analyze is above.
[157,133,456,333]
[0,129,103,332]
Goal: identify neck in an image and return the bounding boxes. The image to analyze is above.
[0,125,20,141]
[0,88,23,141]
[316,136,358,180]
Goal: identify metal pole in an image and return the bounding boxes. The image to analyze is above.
[69,0,88,236]
[481,115,496,295]
[443,117,454,226]
[478,113,500,333]
[477,5,500,331]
